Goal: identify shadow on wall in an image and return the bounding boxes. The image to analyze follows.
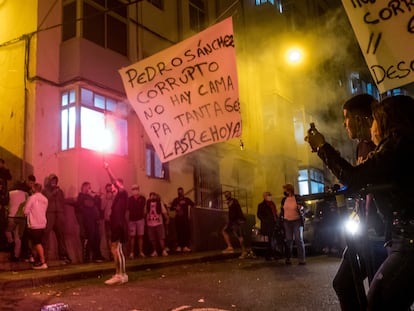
[44,200,83,263]
[0,146,34,186]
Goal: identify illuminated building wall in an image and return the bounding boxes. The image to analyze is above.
[0,0,362,217]
[0,0,38,180]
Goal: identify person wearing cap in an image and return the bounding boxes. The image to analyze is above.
[127,184,146,258]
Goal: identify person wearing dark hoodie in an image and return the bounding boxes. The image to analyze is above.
[77,181,105,263]
[42,174,71,263]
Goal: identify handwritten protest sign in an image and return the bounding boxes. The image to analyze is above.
[341,1,414,93]
[119,17,241,163]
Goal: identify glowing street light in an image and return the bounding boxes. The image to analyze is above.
[286,47,305,65]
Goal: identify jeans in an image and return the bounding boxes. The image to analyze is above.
[283,219,305,262]
[367,237,414,310]
[333,246,367,311]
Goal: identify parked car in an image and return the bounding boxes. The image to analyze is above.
[252,191,353,257]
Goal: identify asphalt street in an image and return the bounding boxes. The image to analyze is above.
[0,254,341,311]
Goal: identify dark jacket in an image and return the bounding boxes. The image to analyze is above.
[110,189,128,227]
[76,192,101,222]
[42,174,65,213]
[317,134,414,237]
[171,196,194,218]
[257,200,278,236]
[128,195,146,221]
[227,198,246,224]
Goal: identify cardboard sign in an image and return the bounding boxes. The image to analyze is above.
[342,1,414,93]
[119,17,241,163]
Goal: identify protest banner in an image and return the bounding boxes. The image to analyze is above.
[119,17,241,163]
[342,1,414,93]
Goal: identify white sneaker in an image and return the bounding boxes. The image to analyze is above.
[120,274,128,284]
[104,274,123,285]
[150,251,158,257]
[32,263,48,270]
[175,246,182,252]
[222,247,234,254]
[182,246,191,252]
[139,252,146,258]
[162,250,168,257]
[129,253,134,259]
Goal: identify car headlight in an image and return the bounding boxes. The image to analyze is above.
[344,218,360,235]
[344,210,361,235]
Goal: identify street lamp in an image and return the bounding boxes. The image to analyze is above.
[286,47,305,66]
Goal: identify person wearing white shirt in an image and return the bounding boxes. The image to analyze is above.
[24,183,48,269]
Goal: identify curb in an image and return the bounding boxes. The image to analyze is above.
[0,251,240,290]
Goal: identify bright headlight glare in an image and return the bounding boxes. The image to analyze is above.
[345,219,359,235]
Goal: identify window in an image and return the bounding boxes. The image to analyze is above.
[61,87,128,156]
[62,1,76,41]
[255,0,275,5]
[61,90,76,150]
[147,0,163,10]
[146,145,169,180]
[62,0,128,56]
[298,168,324,195]
[255,0,283,13]
[189,0,206,32]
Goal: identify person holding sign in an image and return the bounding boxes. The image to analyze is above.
[305,95,414,311]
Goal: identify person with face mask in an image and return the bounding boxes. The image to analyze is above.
[221,191,247,258]
[146,192,169,257]
[76,181,105,263]
[280,183,306,265]
[257,192,279,260]
[127,185,146,259]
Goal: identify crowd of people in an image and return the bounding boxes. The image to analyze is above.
[252,93,414,309]
[1,92,414,305]
[0,157,254,284]
[0,161,197,281]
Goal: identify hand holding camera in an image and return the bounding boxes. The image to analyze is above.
[305,122,326,152]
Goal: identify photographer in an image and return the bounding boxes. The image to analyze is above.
[306,95,414,310]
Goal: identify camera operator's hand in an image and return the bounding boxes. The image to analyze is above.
[305,130,326,152]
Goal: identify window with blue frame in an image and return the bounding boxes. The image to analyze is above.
[298,168,324,195]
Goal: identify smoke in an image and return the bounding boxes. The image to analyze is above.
[234,5,365,140]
